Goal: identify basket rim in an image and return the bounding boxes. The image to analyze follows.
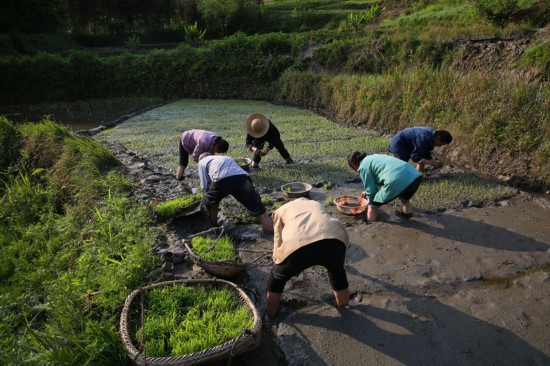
[119,278,261,366]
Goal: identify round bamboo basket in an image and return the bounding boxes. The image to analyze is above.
[184,227,247,278]
[119,278,261,366]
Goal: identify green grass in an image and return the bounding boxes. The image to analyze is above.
[0,119,161,365]
[137,284,253,357]
[98,99,513,210]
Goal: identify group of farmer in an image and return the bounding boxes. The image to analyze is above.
[176,113,452,319]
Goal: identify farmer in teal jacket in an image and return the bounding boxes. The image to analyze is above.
[347,152,423,222]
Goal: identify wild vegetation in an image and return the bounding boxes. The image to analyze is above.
[0,117,162,365]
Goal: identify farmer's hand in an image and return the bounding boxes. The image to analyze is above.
[431,160,442,169]
[361,191,367,199]
[251,147,261,154]
[263,148,270,156]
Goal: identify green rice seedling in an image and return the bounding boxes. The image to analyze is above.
[191,235,239,261]
[153,193,202,219]
[324,181,333,190]
[326,196,334,206]
[98,99,521,209]
[138,285,253,357]
[261,196,274,206]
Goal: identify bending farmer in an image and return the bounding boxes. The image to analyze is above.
[245,113,293,169]
[389,127,452,172]
[347,152,423,222]
[266,198,349,318]
[198,153,273,231]
[177,129,229,180]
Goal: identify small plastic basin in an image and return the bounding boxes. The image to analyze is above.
[334,196,368,215]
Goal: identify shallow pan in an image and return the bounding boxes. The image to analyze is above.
[234,158,252,172]
[281,182,312,198]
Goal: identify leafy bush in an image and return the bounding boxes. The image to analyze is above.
[0,116,20,171]
[475,0,520,25]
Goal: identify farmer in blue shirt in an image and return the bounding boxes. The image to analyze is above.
[389,127,452,172]
[347,153,423,222]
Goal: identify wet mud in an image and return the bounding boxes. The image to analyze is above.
[108,142,550,366]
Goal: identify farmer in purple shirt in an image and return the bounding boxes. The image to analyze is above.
[389,127,452,172]
[176,129,229,180]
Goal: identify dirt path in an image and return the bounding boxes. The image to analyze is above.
[108,143,550,366]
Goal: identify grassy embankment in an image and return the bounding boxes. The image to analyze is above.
[0,117,162,365]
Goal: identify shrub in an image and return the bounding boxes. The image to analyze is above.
[475,0,520,25]
[0,116,20,171]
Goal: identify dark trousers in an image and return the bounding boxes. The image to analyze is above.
[268,238,348,293]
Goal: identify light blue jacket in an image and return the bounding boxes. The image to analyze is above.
[198,155,247,190]
[358,154,422,204]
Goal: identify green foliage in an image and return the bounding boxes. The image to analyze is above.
[413,174,510,210]
[125,34,141,51]
[340,4,381,32]
[0,119,160,364]
[191,235,239,261]
[0,116,20,171]
[153,193,202,219]
[183,21,206,46]
[0,33,304,105]
[475,0,520,25]
[138,285,252,356]
[520,41,550,78]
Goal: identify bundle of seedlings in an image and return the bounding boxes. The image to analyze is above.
[120,279,261,366]
[153,193,202,220]
[183,227,247,278]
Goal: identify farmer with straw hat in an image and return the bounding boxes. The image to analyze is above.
[245,113,293,169]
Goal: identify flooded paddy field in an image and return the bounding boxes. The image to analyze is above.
[94,99,550,365]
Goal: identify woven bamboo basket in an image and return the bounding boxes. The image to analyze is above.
[184,227,247,278]
[119,278,262,366]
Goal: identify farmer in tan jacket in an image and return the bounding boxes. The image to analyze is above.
[266,198,349,319]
